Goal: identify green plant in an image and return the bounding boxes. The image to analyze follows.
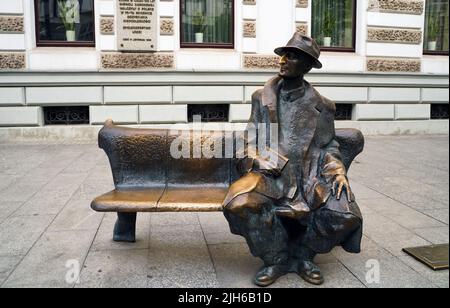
[427,16,439,41]
[323,10,336,37]
[57,0,76,31]
[191,10,207,33]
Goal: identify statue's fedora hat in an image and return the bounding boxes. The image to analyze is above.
[274,32,322,69]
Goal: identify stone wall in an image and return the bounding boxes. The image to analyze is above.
[101,53,174,70]
[366,0,427,73]
[0,16,24,33]
[0,1,26,70]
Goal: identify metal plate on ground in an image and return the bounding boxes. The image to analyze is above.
[403,244,449,271]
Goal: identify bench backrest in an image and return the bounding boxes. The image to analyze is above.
[99,121,235,189]
[98,124,169,189]
[98,120,364,190]
[166,131,233,188]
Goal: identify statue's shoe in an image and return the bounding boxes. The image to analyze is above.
[254,265,288,287]
[297,260,324,285]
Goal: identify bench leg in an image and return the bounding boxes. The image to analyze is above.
[113,212,137,243]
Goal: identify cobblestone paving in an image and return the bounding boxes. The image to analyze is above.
[0,135,448,288]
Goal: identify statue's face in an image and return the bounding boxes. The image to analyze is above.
[278,51,310,79]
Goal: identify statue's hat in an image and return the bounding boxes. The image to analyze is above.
[274,33,322,69]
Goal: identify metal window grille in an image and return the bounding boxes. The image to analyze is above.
[44,106,90,125]
[335,104,353,120]
[431,104,450,119]
[188,104,230,122]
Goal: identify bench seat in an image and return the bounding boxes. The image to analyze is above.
[92,188,163,212]
[92,186,228,213]
[158,186,227,212]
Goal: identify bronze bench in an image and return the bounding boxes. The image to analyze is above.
[91,120,364,242]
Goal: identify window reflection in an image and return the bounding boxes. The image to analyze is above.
[311,0,355,50]
[181,0,233,47]
[36,0,95,45]
[424,0,449,53]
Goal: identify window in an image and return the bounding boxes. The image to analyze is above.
[35,0,95,47]
[180,0,234,48]
[311,0,356,51]
[424,0,449,55]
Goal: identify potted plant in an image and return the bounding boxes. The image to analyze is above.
[192,10,207,43]
[322,10,335,47]
[57,0,80,41]
[427,16,439,51]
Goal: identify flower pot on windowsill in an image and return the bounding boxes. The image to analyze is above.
[66,30,76,42]
[195,33,204,43]
[428,41,437,51]
[323,37,332,47]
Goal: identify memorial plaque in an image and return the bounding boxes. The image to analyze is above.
[117,0,158,51]
[403,244,449,271]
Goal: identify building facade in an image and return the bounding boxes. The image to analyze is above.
[0,0,449,141]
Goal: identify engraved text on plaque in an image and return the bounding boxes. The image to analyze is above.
[117,0,158,51]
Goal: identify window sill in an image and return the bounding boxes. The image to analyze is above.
[422,54,450,61]
[31,47,97,53]
[320,51,360,57]
[180,45,235,50]
[320,47,356,53]
[423,52,449,56]
[178,48,237,54]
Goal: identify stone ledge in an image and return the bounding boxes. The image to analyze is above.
[395,104,431,120]
[0,53,26,70]
[368,0,424,15]
[101,53,175,70]
[0,15,24,33]
[0,107,41,127]
[367,57,421,73]
[367,27,422,44]
[243,0,256,5]
[335,120,448,135]
[0,121,447,143]
[140,105,188,124]
[90,105,139,124]
[1,71,447,88]
[229,104,252,123]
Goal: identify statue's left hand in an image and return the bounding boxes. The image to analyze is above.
[332,175,354,202]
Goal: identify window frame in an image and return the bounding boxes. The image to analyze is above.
[34,0,96,48]
[423,0,449,56]
[424,49,449,56]
[311,0,357,53]
[179,0,235,49]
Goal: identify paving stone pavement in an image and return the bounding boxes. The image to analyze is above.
[0,135,448,288]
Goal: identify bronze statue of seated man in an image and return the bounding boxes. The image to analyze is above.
[222,33,363,287]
